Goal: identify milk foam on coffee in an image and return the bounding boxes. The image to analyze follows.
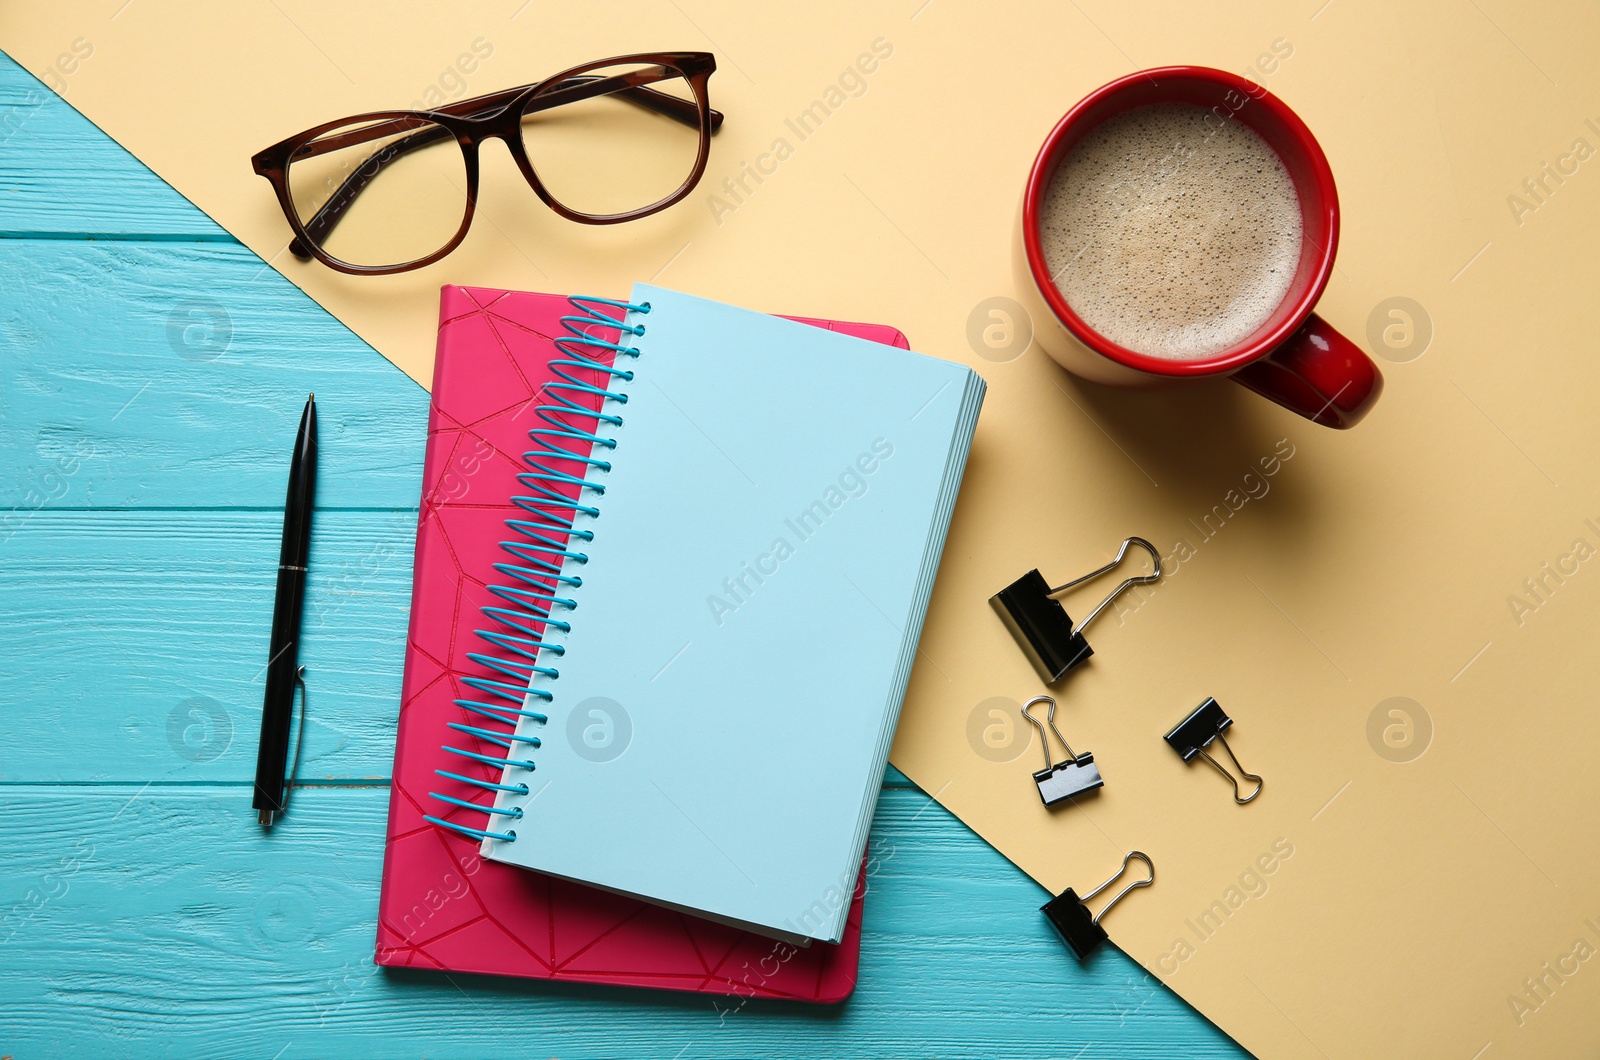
[1040,103,1303,360]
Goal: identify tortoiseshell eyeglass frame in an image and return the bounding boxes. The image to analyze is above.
[250,52,721,275]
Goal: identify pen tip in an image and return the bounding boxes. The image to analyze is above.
[308,392,315,402]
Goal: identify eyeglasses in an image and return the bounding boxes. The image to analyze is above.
[251,52,721,275]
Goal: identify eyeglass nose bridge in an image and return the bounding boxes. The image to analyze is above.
[446,102,524,146]
[451,119,566,218]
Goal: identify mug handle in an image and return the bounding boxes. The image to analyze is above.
[1230,314,1383,429]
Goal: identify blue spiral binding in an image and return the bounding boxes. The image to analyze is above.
[424,294,649,844]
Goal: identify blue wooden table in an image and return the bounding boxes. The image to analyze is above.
[0,55,1248,1058]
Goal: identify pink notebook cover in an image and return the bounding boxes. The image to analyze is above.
[376,285,908,1001]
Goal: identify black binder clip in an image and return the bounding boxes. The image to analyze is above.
[1020,695,1102,806]
[1042,851,1155,960]
[990,537,1162,683]
[1164,697,1263,805]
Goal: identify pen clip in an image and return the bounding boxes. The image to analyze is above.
[280,666,309,813]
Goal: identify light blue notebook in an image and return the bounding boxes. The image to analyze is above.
[479,284,984,944]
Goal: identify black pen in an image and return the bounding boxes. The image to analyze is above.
[254,393,317,827]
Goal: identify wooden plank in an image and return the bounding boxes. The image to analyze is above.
[0,239,430,510]
[0,53,227,237]
[0,785,1243,1058]
[0,509,922,791]
[0,509,413,782]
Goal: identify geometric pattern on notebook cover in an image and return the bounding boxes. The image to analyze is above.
[376,285,900,1001]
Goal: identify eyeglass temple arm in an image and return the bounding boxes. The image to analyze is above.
[289,70,718,164]
[515,72,724,131]
[288,73,723,259]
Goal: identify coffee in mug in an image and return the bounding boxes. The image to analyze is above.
[1038,102,1303,361]
[1014,67,1383,428]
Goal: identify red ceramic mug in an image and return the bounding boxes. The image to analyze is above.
[1015,66,1381,428]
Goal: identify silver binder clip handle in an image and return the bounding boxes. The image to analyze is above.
[1082,850,1156,925]
[1020,695,1076,769]
[1199,735,1264,805]
[1048,536,1163,636]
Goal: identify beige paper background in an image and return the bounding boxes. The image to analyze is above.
[7,1,1600,1055]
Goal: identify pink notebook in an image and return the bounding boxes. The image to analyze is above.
[375,285,908,1000]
